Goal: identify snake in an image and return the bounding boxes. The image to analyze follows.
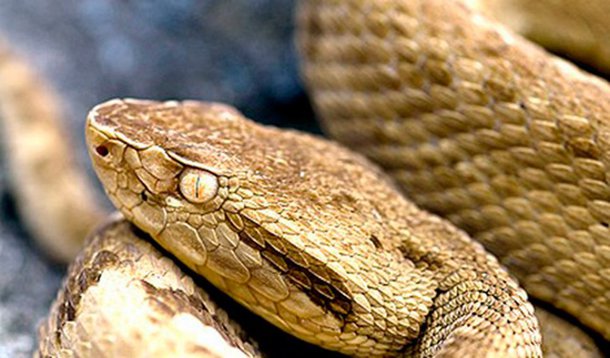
[298,0,610,344]
[0,0,607,356]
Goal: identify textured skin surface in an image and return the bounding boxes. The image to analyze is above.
[0,1,603,355]
[298,0,610,341]
[0,41,104,261]
[37,217,259,358]
[86,99,541,357]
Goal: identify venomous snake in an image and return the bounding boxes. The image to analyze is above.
[0,0,608,356]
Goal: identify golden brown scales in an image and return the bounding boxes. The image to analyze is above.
[37,217,260,358]
[0,0,604,356]
[298,0,610,343]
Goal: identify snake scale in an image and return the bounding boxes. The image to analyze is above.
[37,217,260,358]
[0,0,607,356]
[299,0,610,343]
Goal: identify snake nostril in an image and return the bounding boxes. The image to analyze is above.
[141,191,148,202]
[95,144,110,157]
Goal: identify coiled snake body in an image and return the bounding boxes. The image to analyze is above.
[299,0,610,343]
[0,0,608,357]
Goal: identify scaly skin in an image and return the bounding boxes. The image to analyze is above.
[0,8,602,356]
[86,98,541,357]
[37,217,260,358]
[298,0,610,340]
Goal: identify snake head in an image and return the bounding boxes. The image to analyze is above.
[86,98,434,356]
[86,99,246,263]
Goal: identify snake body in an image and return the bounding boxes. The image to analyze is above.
[0,0,607,356]
[37,217,259,358]
[476,0,610,74]
[299,0,610,341]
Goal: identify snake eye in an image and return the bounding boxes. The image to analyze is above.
[179,168,218,204]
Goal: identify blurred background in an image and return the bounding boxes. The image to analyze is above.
[0,1,323,356]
